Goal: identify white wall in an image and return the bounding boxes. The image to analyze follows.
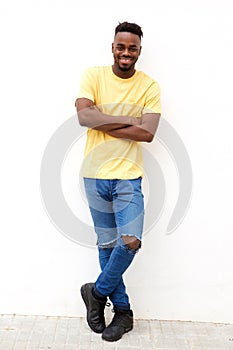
[1,0,233,323]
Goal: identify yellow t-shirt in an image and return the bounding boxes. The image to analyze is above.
[77,66,161,179]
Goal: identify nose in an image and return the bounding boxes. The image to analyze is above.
[122,48,130,56]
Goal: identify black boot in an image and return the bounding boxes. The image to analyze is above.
[102,309,133,342]
[80,282,107,333]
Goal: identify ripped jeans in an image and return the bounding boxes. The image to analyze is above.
[83,177,144,310]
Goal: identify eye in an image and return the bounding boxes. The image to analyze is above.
[129,47,138,53]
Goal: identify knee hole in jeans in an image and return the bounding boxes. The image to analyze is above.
[121,235,141,251]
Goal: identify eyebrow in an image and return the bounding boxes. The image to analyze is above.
[116,43,138,47]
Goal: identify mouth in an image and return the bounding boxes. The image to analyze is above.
[119,57,133,64]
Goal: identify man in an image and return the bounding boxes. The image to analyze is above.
[75,21,161,342]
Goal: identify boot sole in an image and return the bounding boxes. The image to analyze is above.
[102,325,133,342]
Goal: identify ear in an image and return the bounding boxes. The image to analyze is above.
[111,42,114,53]
[139,46,142,56]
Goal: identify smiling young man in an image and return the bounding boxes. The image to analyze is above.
[75,22,161,342]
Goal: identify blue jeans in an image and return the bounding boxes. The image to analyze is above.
[84,177,144,310]
[97,247,130,310]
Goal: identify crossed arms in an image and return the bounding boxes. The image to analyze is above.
[75,98,160,143]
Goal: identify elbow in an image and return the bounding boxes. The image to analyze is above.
[145,132,154,143]
[136,130,154,142]
[77,112,87,127]
[78,119,86,127]
[77,117,85,127]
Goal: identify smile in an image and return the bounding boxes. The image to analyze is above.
[119,57,133,64]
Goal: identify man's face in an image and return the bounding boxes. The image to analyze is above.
[112,32,141,73]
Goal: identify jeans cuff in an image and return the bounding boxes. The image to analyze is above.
[114,306,132,314]
[92,285,107,302]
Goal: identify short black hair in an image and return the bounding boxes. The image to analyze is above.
[115,21,143,40]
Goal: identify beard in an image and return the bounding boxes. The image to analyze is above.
[116,60,135,72]
[113,53,137,72]
[118,64,133,71]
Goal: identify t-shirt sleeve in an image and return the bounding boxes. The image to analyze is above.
[142,81,162,115]
[76,67,97,103]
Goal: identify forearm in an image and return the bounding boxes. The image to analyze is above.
[107,125,154,142]
[77,105,141,131]
[107,113,161,142]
